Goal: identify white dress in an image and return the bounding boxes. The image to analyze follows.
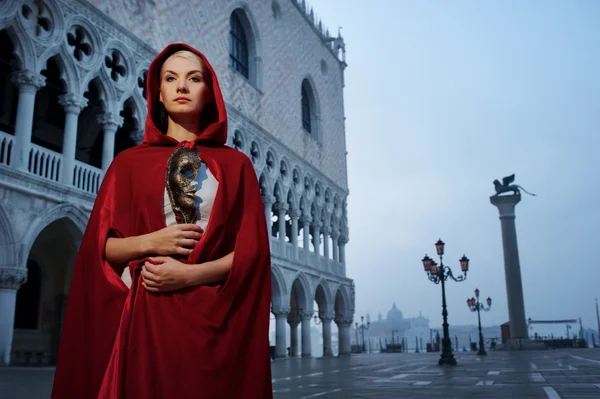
[120,163,219,288]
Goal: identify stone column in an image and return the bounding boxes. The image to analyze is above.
[275,202,288,245]
[321,313,335,357]
[10,71,46,171]
[58,93,88,186]
[490,194,528,340]
[322,226,330,259]
[262,195,275,233]
[339,235,348,265]
[272,308,289,358]
[300,215,311,252]
[290,210,300,259]
[97,113,123,171]
[331,232,339,262]
[336,316,353,356]
[312,222,322,255]
[300,311,313,357]
[288,318,300,357]
[0,267,28,366]
[129,129,145,145]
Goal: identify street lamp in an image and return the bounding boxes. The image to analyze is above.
[355,316,370,353]
[422,238,469,366]
[467,288,491,356]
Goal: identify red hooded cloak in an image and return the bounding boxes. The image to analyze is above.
[51,43,273,399]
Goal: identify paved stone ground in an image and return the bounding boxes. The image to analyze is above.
[2,349,600,398]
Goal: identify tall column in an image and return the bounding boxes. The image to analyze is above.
[275,202,288,245]
[300,311,313,357]
[335,316,353,356]
[290,210,300,259]
[97,113,123,171]
[10,71,46,171]
[331,232,339,262]
[58,93,88,186]
[490,194,528,340]
[321,313,335,357]
[288,318,299,357]
[272,308,289,358]
[0,267,28,366]
[339,235,348,265]
[300,215,311,251]
[322,226,330,259]
[312,222,321,255]
[262,195,275,232]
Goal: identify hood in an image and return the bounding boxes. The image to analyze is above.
[142,43,227,146]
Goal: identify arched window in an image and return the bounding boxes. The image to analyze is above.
[14,260,42,330]
[301,84,311,133]
[229,13,249,79]
[301,79,319,138]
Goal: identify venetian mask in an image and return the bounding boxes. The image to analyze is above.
[165,147,203,224]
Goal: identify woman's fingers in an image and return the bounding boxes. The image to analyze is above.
[179,239,198,248]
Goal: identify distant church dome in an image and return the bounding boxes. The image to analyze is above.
[386,302,403,322]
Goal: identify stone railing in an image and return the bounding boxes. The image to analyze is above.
[0,131,14,166]
[270,236,344,275]
[28,144,62,182]
[73,160,103,194]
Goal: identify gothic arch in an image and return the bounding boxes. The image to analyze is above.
[290,272,312,311]
[228,3,263,89]
[334,284,352,318]
[314,279,333,313]
[270,265,287,309]
[258,171,272,198]
[300,76,321,140]
[0,203,16,266]
[285,187,298,213]
[19,203,88,269]
[38,45,79,94]
[0,24,33,71]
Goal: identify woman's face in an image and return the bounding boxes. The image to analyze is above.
[159,54,212,120]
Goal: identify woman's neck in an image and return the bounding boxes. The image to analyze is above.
[166,117,202,142]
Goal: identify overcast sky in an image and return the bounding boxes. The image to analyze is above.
[309,0,600,334]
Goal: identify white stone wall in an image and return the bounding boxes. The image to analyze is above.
[85,0,349,189]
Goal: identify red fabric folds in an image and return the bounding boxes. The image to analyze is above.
[52,43,273,399]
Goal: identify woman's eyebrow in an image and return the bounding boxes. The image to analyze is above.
[163,70,204,76]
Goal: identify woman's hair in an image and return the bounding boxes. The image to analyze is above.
[156,50,217,133]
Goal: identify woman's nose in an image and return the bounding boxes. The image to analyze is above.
[176,79,189,92]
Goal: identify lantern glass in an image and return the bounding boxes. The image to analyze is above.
[475,288,480,298]
[460,255,470,272]
[487,297,492,306]
[422,255,432,272]
[430,265,437,275]
[435,239,445,256]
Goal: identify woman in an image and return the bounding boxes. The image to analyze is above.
[52,43,273,399]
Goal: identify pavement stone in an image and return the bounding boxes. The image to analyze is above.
[2,349,600,398]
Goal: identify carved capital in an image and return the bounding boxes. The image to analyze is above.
[299,214,312,224]
[262,195,276,206]
[273,202,289,213]
[335,315,354,327]
[271,307,290,317]
[0,267,27,290]
[97,113,124,130]
[311,221,322,231]
[58,93,88,114]
[11,70,46,91]
[290,209,301,219]
[298,310,314,321]
[339,234,349,244]
[319,313,335,322]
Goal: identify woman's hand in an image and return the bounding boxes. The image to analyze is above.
[141,256,193,293]
[144,224,204,256]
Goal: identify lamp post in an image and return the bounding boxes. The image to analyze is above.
[355,316,370,353]
[422,239,469,366]
[467,288,492,356]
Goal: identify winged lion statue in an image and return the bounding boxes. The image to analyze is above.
[492,174,536,197]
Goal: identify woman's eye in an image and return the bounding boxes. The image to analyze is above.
[190,76,201,82]
[166,76,175,82]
